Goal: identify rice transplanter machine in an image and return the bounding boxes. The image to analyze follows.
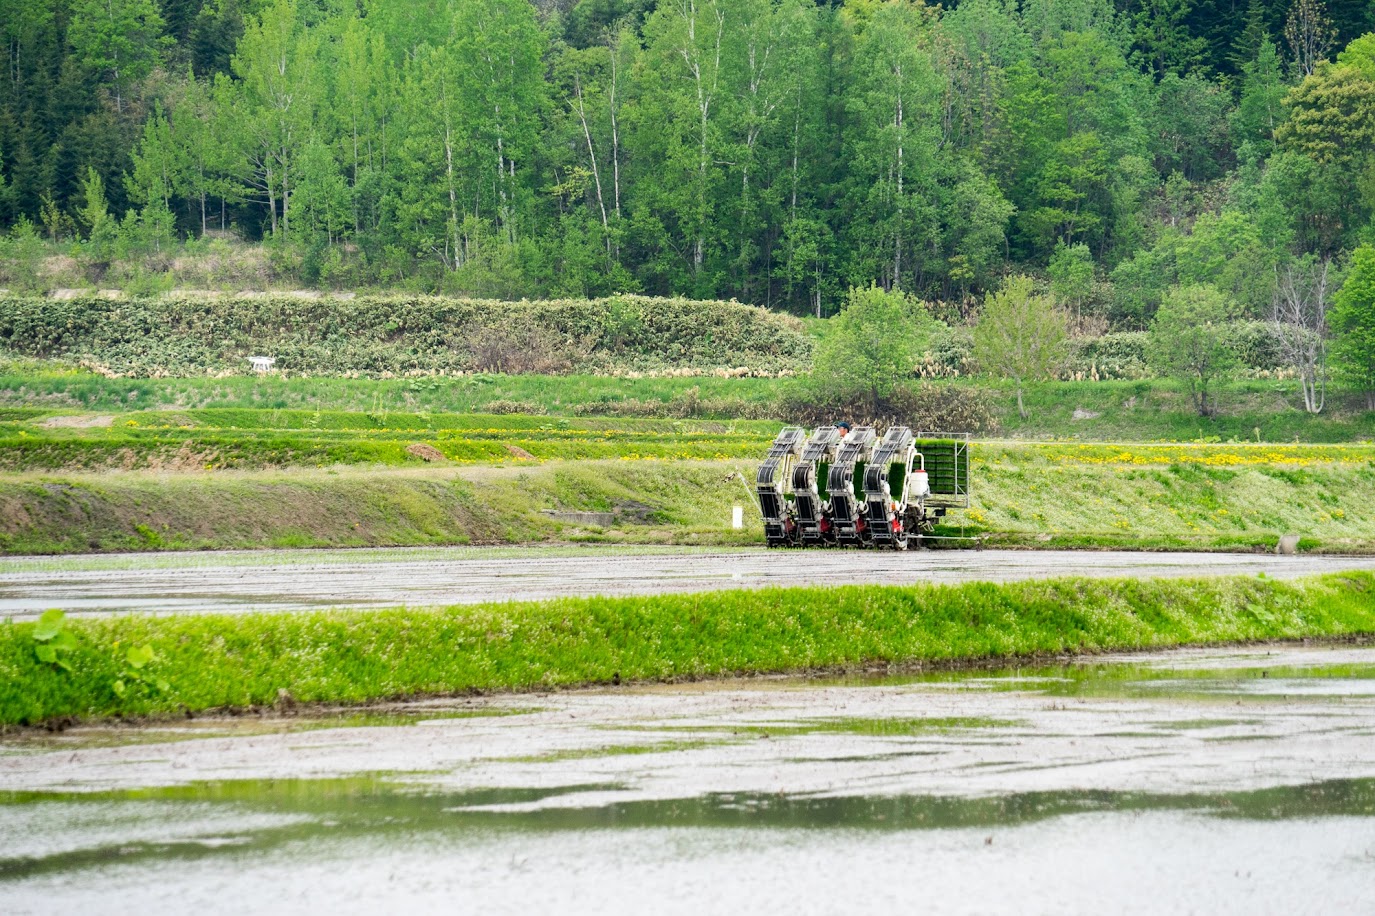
[754,426,969,549]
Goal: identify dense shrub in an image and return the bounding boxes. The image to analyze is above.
[1228,320,1289,372]
[779,382,999,434]
[1067,331,1150,379]
[920,325,974,377]
[1059,323,1289,381]
[0,294,812,377]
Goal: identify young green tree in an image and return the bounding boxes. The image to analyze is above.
[127,103,179,252]
[292,135,350,244]
[1230,39,1289,154]
[1228,0,1271,72]
[172,70,244,233]
[811,284,939,413]
[230,0,319,236]
[1330,245,1375,409]
[331,13,394,236]
[67,0,172,112]
[972,274,1069,418]
[1148,283,1237,416]
[1048,239,1093,317]
[76,167,119,262]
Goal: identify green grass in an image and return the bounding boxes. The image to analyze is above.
[0,462,761,554]
[3,368,1374,441]
[0,410,777,471]
[987,378,1375,443]
[0,367,783,417]
[3,572,1374,726]
[964,443,1375,552]
[6,440,1375,554]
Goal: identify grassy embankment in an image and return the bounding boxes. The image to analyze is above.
[0,408,778,469]
[0,461,761,553]
[4,367,1373,442]
[3,572,1374,726]
[3,437,1375,554]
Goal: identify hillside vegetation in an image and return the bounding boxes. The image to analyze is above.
[0,294,810,376]
[3,0,1374,321]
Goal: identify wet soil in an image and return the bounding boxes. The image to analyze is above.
[3,547,1373,620]
[3,646,1375,912]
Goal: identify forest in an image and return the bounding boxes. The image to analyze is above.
[0,0,1373,325]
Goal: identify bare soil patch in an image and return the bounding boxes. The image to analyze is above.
[41,414,114,428]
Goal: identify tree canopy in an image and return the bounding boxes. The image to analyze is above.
[0,0,1374,312]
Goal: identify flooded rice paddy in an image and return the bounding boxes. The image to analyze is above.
[3,546,1374,619]
[4,645,1375,913]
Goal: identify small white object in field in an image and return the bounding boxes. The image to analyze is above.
[248,356,276,373]
[732,506,744,529]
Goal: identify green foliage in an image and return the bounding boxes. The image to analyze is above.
[66,0,171,112]
[5,0,1372,310]
[973,276,1069,418]
[1068,331,1150,379]
[1331,245,1375,409]
[1231,40,1289,154]
[76,169,117,261]
[3,573,1374,725]
[1048,241,1094,315]
[809,285,938,413]
[1148,284,1237,416]
[112,643,168,698]
[1275,55,1375,250]
[31,609,76,672]
[0,294,811,377]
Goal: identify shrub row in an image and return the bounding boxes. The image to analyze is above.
[0,294,812,377]
[925,325,1295,382]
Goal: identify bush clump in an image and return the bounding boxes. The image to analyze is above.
[779,382,999,434]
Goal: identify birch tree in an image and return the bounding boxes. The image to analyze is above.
[846,0,942,291]
[639,0,730,284]
[230,0,318,236]
[1271,256,1331,414]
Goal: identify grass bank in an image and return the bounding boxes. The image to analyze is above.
[3,572,1373,726]
[3,368,1372,442]
[0,410,776,471]
[0,462,759,553]
[966,442,1375,553]
[4,443,1375,554]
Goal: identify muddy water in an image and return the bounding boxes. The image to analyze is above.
[3,547,1374,619]
[5,645,1375,914]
